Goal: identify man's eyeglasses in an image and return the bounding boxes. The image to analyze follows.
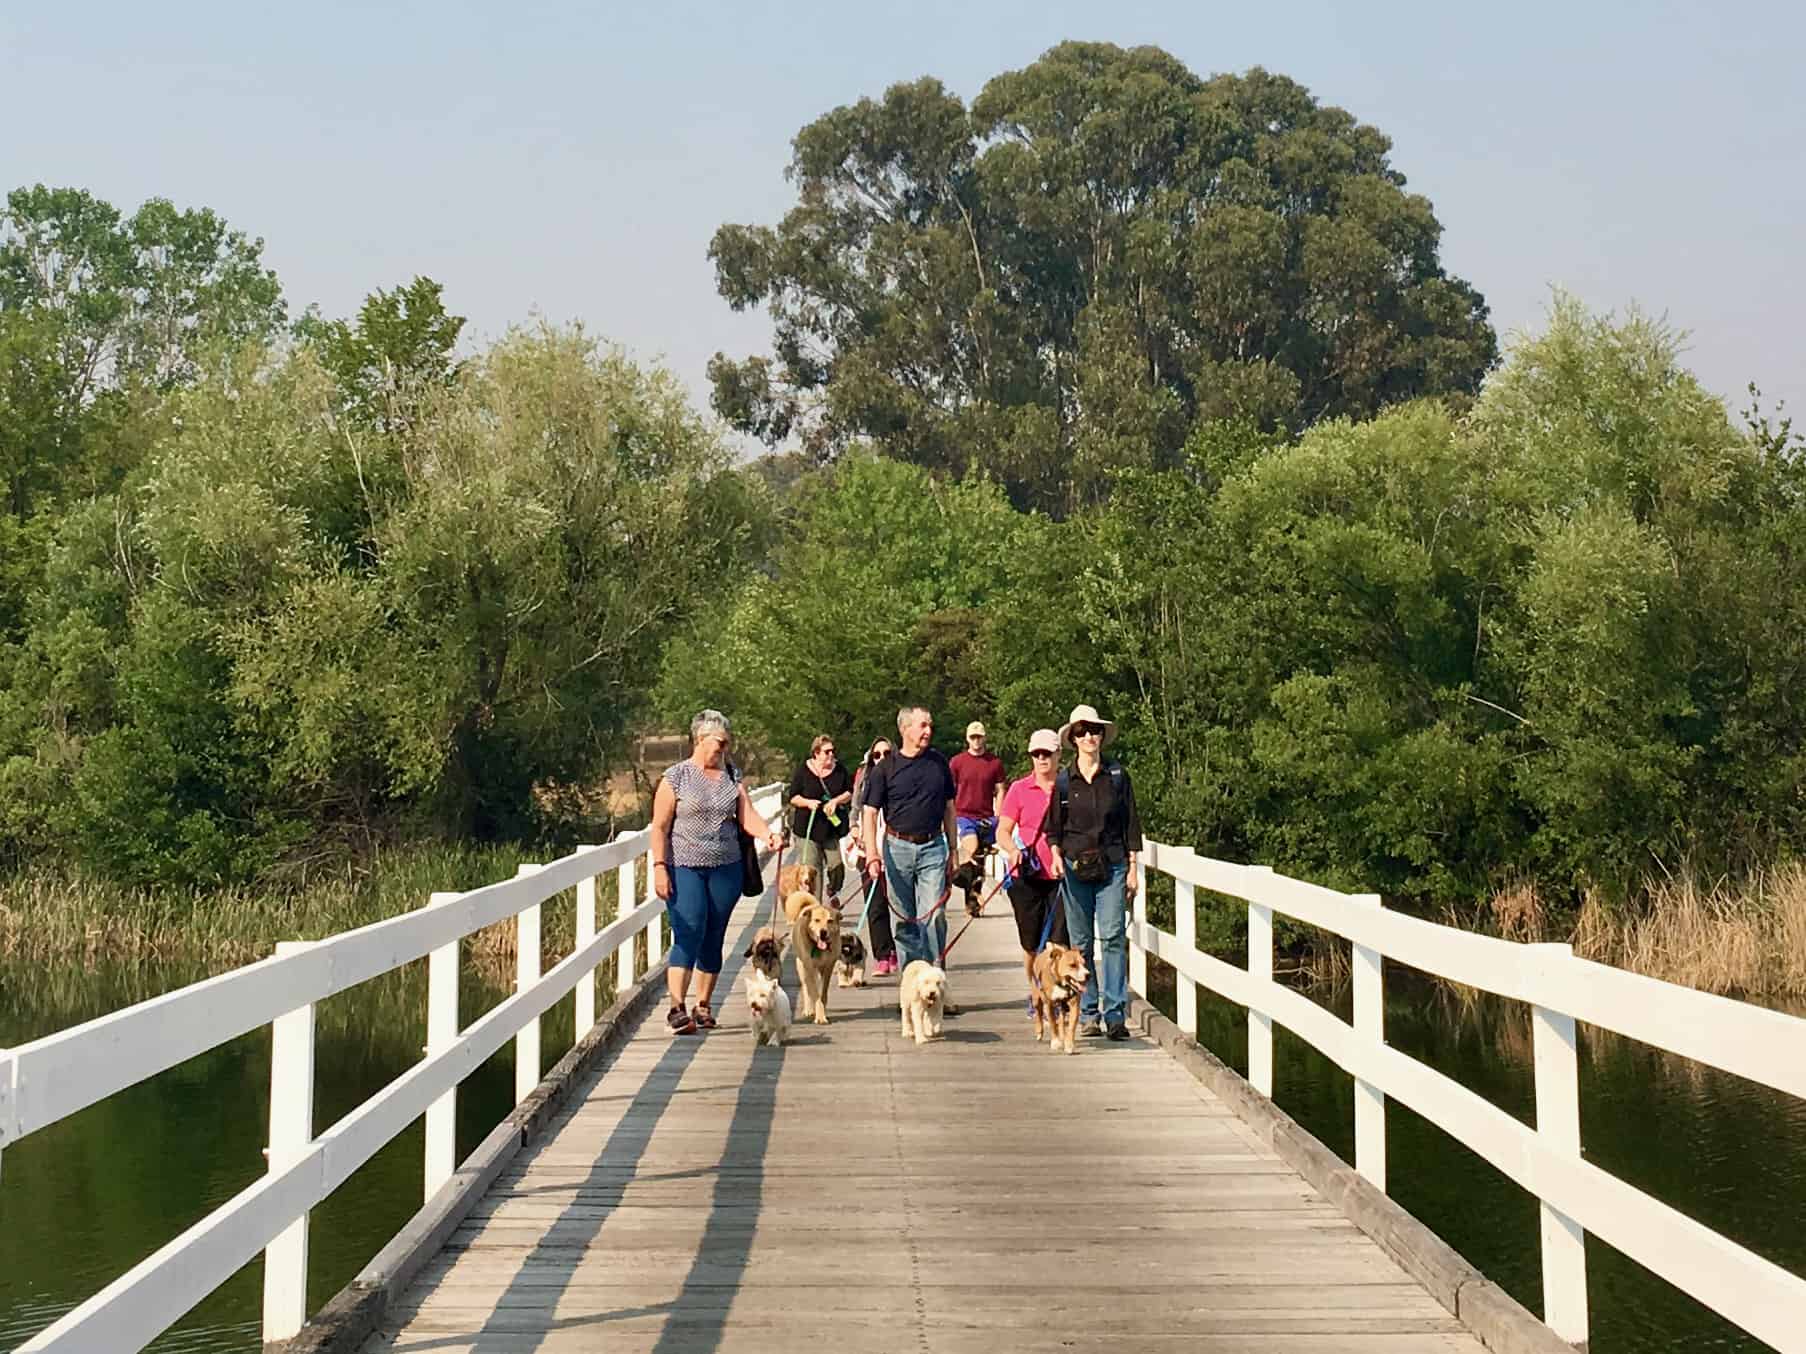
[1072,723,1104,738]
[1030,750,1055,759]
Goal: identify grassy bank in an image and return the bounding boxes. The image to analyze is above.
[1474,864,1806,1000]
[0,842,553,972]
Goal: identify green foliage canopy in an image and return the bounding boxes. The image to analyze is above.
[709,44,1497,514]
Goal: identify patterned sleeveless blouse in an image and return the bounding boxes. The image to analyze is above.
[662,760,742,868]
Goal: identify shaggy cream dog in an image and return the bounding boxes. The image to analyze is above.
[742,967,791,1047]
[897,960,948,1047]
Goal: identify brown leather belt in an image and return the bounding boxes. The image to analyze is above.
[886,826,940,845]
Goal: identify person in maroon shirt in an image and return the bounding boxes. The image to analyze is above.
[948,721,1006,913]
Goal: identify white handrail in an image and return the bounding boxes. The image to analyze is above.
[1128,840,1806,1353]
[5,784,784,1352]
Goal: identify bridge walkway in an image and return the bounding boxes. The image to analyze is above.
[364,891,1484,1353]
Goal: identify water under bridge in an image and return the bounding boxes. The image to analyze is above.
[2,783,1803,1353]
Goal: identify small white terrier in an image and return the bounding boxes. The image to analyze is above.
[743,967,791,1047]
[898,960,948,1047]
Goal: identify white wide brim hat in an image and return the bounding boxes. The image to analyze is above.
[1058,704,1117,748]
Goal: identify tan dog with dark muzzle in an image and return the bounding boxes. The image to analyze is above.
[1031,943,1091,1054]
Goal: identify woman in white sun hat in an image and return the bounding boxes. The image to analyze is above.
[1041,703,1143,1041]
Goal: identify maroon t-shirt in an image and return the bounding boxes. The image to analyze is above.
[949,750,1005,819]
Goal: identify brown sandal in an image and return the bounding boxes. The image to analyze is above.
[692,1002,718,1030]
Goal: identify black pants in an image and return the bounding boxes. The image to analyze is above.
[848,869,896,961]
[1008,874,1068,952]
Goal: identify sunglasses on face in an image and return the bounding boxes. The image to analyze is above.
[1072,724,1104,738]
[1030,750,1055,759]
[872,750,889,761]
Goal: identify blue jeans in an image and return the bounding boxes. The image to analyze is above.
[1062,863,1129,1026]
[667,860,743,973]
[881,834,949,968]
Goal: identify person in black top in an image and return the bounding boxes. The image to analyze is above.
[1042,703,1143,1041]
[859,705,959,974]
[787,733,853,899]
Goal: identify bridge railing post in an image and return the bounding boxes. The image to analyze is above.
[644,843,664,969]
[1246,865,1275,1097]
[1530,942,1588,1344]
[1352,892,1386,1191]
[620,855,640,980]
[1175,873,1197,1036]
[575,851,599,1039]
[514,865,542,1105]
[0,1049,14,1183]
[424,892,460,1200]
[1129,850,1148,998]
[261,940,317,1344]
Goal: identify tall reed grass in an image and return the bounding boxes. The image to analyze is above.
[0,841,566,974]
[1473,864,1806,999]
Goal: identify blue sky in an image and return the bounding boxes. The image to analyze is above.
[5,0,1801,435]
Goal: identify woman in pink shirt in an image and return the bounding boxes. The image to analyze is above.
[996,728,1070,998]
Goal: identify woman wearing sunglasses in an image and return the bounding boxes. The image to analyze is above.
[1042,703,1143,1041]
[997,727,1070,999]
[846,737,900,976]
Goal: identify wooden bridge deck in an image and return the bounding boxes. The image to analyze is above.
[365,891,1485,1353]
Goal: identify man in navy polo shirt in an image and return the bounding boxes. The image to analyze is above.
[860,705,959,977]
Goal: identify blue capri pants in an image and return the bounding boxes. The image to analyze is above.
[667,860,744,973]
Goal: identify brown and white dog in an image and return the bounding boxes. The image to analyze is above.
[742,926,786,982]
[790,896,841,1024]
[1031,943,1091,1054]
[742,967,791,1047]
[898,960,948,1046]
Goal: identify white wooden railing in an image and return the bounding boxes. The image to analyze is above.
[0,785,783,1352]
[1127,840,1806,1353]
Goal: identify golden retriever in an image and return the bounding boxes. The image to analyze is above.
[790,898,841,1024]
[742,967,791,1047]
[777,862,819,901]
[742,926,785,981]
[898,960,948,1046]
[1031,943,1091,1054]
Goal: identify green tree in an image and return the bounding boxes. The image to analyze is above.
[709,45,1496,514]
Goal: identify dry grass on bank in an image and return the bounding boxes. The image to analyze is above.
[0,842,570,974]
[1484,864,1806,999]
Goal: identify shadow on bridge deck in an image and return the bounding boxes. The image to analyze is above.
[364,894,1485,1354]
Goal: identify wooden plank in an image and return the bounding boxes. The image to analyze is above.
[365,893,1486,1354]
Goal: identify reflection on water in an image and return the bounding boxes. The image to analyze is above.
[1147,962,1806,1353]
[0,956,587,1354]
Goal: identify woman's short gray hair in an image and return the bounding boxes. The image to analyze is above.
[690,709,731,743]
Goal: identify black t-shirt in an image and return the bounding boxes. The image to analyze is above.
[787,761,852,844]
[862,747,956,837]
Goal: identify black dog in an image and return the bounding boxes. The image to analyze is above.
[835,931,868,987]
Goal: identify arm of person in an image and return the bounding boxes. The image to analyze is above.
[996,812,1022,871]
[1040,780,1065,880]
[650,777,677,901]
[1120,770,1143,894]
[991,770,1004,819]
[861,804,882,877]
[943,797,958,859]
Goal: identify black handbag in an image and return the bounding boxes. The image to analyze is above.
[1070,848,1110,884]
[726,763,763,897]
